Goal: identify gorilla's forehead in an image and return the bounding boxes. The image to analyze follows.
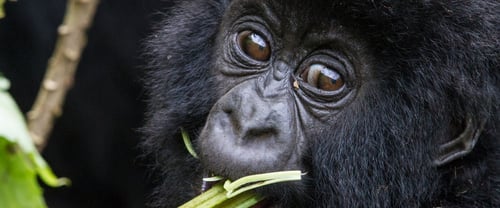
[226,0,441,32]
[227,0,341,35]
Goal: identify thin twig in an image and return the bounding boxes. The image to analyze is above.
[27,0,100,151]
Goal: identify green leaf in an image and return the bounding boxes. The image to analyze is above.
[0,138,46,208]
[0,77,36,152]
[0,75,69,208]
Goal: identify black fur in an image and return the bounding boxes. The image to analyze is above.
[142,0,499,207]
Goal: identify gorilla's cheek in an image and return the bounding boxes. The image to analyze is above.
[199,80,303,179]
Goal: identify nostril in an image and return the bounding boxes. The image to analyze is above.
[223,107,232,115]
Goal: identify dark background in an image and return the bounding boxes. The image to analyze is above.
[0,0,173,207]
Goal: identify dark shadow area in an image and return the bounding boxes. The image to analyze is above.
[0,0,174,207]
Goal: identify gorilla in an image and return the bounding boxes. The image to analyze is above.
[142,0,499,207]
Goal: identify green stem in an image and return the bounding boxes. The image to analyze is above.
[181,128,199,158]
[223,171,302,198]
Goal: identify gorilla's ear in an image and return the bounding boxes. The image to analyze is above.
[434,117,486,166]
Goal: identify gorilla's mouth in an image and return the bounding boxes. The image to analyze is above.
[199,179,274,208]
[181,129,303,206]
[189,171,303,207]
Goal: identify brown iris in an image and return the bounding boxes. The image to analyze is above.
[301,64,344,91]
[237,30,271,61]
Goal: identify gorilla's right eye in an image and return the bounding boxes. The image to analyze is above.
[301,64,345,91]
[237,30,271,61]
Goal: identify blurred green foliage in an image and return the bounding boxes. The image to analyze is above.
[0,0,5,19]
[0,75,69,208]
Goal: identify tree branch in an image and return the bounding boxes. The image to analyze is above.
[27,0,100,151]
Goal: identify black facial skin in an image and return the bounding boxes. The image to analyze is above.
[142,0,499,207]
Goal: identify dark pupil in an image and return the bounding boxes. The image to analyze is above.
[238,31,270,61]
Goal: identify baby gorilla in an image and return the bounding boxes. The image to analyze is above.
[142,0,499,207]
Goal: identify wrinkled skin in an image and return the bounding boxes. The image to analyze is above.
[142,0,499,207]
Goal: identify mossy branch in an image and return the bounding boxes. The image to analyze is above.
[27,0,100,151]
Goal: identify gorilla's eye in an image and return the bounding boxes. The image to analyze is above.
[237,30,271,61]
[301,64,344,91]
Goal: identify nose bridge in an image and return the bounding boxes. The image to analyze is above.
[258,59,293,99]
[273,59,290,80]
[237,82,272,120]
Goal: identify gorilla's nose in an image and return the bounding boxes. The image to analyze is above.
[221,93,284,142]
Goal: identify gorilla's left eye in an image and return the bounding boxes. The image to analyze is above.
[237,30,271,61]
[301,64,344,91]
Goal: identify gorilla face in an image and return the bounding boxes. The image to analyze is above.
[143,0,499,207]
[199,1,367,180]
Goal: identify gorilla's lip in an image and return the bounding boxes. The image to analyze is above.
[200,175,217,192]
